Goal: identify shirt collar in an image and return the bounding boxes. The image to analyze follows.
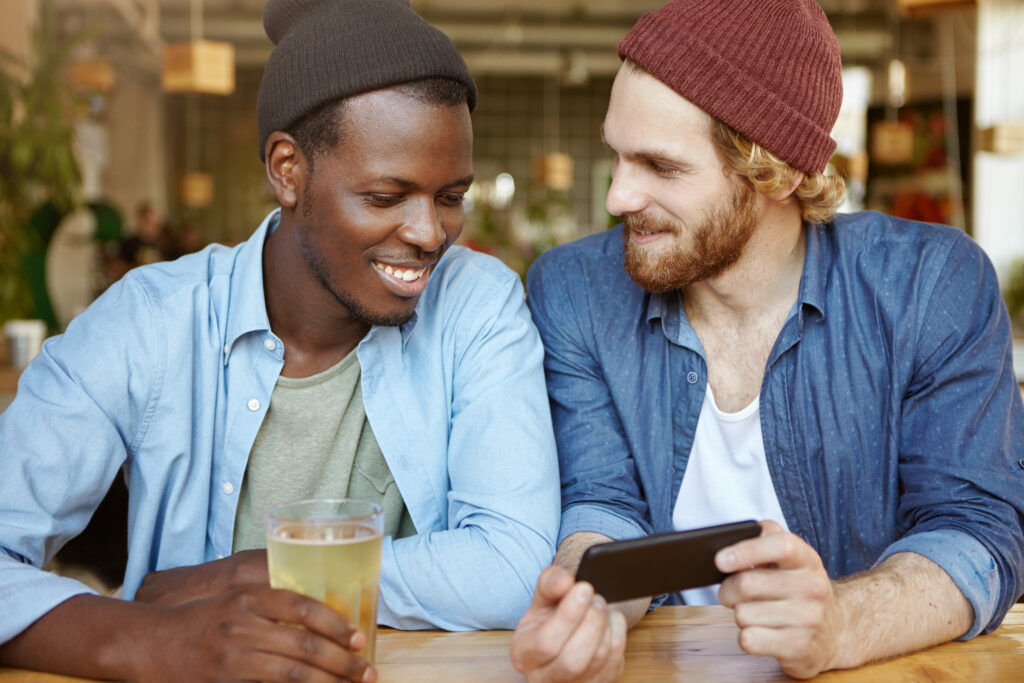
[223,209,278,362]
[798,221,830,320]
[645,291,703,352]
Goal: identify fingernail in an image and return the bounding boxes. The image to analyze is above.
[362,666,377,683]
[591,594,607,610]
[574,583,594,603]
[717,551,735,571]
[349,630,366,651]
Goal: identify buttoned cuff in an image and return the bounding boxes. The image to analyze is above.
[875,529,998,640]
[558,503,647,546]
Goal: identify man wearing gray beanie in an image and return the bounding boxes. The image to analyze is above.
[0,1,558,680]
[510,0,1023,681]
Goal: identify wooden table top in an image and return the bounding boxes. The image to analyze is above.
[2,604,1022,682]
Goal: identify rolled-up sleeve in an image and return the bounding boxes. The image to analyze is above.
[892,232,1024,638]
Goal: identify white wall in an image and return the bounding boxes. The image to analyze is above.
[974,0,1024,281]
[103,68,168,221]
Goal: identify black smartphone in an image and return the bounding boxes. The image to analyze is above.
[575,520,762,603]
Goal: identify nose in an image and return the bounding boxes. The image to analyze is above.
[605,162,648,218]
[398,197,447,252]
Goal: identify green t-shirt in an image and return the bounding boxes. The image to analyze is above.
[232,349,416,552]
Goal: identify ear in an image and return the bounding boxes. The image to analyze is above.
[265,132,305,208]
[769,169,805,202]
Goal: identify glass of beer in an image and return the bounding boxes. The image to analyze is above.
[266,499,384,663]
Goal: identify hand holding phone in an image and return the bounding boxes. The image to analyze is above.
[575,520,762,603]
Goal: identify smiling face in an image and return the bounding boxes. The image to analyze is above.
[603,64,762,292]
[288,87,473,327]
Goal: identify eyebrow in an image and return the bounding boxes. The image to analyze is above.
[444,175,475,189]
[369,175,475,190]
[600,123,690,168]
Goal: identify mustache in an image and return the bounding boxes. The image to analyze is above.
[624,212,678,235]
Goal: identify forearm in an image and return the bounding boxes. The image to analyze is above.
[830,551,973,670]
[0,594,158,679]
[556,532,651,630]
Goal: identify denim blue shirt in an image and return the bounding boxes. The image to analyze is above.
[0,210,560,643]
[527,211,1024,639]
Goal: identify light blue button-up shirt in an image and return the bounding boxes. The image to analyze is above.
[0,210,560,643]
[528,211,1024,639]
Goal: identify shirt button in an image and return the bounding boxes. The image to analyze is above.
[687,371,699,384]
[223,343,230,355]
[216,553,225,560]
[264,339,276,351]
[222,481,235,495]
[248,398,260,411]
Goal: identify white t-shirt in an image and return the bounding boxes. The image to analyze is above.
[672,386,789,605]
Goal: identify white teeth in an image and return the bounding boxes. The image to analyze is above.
[374,261,425,283]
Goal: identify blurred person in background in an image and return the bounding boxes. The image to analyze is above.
[119,200,172,267]
[510,0,1024,680]
[103,200,174,284]
[0,0,558,681]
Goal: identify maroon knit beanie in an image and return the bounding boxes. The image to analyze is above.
[618,0,842,175]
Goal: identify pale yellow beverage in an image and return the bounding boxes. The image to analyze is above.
[267,500,383,663]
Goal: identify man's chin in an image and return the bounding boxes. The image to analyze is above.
[353,306,416,328]
[624,237,688,293]
[624,262,684,293]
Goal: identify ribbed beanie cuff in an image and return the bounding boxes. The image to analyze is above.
[257,0,477,161]
[619,0,842,175]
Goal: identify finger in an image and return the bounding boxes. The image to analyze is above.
[240,650,372,683]
[515,581,597,670]
[733,598,797,629]
[737,624,824,677]
[732,563,834,605]
[581,610,627,683]
[245,587,365,650]
[716,531,819,573]
[534,564,577,606]
[261,618,374,683]
[538,596,611,681]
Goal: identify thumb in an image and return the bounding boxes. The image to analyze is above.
[532,564,576,606]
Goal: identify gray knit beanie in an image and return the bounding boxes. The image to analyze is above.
[256,0,477,161]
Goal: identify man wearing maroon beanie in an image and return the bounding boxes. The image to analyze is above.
[511,0,1024,679]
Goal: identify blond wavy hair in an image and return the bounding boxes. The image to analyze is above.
[710,119,846,224]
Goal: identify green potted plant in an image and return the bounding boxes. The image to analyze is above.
[1003,258,1024,335]
[0,0,83,325]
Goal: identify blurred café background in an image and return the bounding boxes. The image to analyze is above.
[1,0,1023,399]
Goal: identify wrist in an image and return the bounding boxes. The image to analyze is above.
[229,548,270,588]
[826,574,884,671]
[96,601,164,680]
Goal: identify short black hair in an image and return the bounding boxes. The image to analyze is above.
[287,77,469,173]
